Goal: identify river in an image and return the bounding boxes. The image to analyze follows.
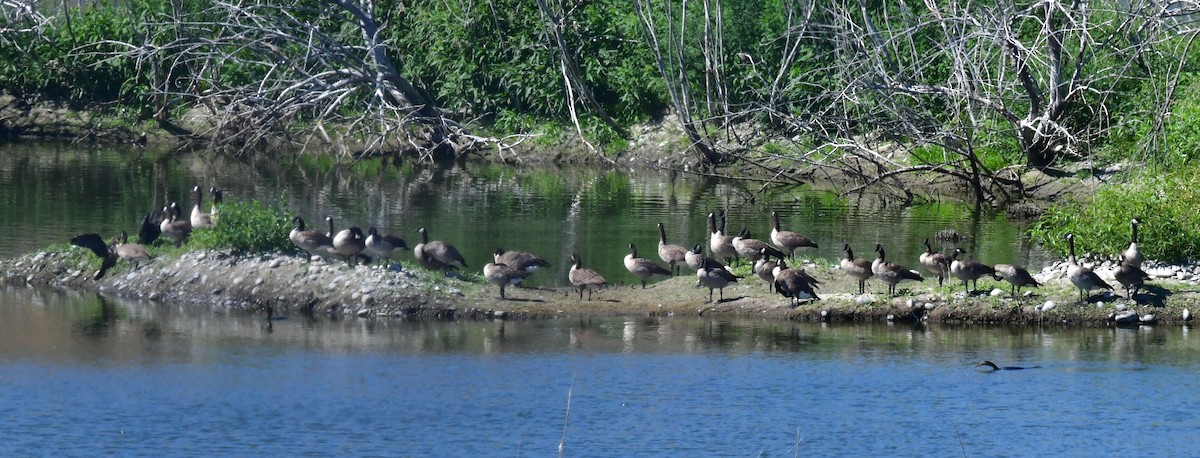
[1,290,1197,455]
[8,142,1189,455]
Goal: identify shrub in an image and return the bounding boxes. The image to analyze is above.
[1029,167,1200,262]
[189,200,294,254]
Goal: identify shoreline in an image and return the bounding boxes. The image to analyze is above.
[3,247,1194,327]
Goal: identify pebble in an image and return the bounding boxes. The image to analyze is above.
[924,303,935,310]
[356,308,370,317]
[1040,301,1056,312]
[1112,310,1138,323]
[854,295,871,305]
[210,288,222,295]
[269,258,283,268]
[1114,303,1127,311]
[1184,309,1192,321]
[1139,314,1157,324]
[989,288,1004,297]
[254,277,264,285]
[905,299,914,308]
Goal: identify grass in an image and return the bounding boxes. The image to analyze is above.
[1029,166,1200,262]
[189,200,294,254]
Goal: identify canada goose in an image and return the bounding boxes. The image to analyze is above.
[365,227,407,264]
[993,263,1041,297]
[1122,218,1144,268]
[697,257,742,303]
[69,233,119,280]
[918,238,952,286]
[708,212,737,264]
[949,248,996,294]
[290,216,335,260]
[137,208,162,245]
[483,262,533,299]
[978,361,1039,371]
[569,254,607,300]
[772,259,821,305]
[1114,255,1151,298]
[624,243,672,288]
[753,248,780,291]
[732,228,785,265]
[657,222,688,276]
[333,225,367,265]
[413,226,447,271]
[160,203,192,247]
[841,244,874,294]
[414,227,467,272]
[685,243,709,272]
[1065,233,1113,303]
[770,211,818,259]
[190,186,214,229]
[493,248,550,272]
[209,187,223,224]
[872,244,925,296]
[112,231,153,270]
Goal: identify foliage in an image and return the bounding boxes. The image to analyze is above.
[188,200,294,254]
[1029,167,1200,262]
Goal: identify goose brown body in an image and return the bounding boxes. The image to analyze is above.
[569,254,607,300]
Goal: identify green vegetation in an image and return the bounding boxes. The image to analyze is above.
[189,200,294,254]
[1029,167,1200,262]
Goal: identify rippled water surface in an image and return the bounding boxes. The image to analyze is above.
[2,291,1199,455]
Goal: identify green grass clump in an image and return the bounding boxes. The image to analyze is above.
[1029,167,1200,262]
[189,200,293,254]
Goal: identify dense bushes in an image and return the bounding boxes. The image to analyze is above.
[189,200,294,254]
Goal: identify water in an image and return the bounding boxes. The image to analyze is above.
[0,141,1053,288]
[2,290,1198,455]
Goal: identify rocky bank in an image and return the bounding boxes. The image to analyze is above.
[2,246,1196,327]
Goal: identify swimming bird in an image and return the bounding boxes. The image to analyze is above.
[159,203,192,247]
[1122,218,1144,269]
[978,360,1039,371]
[414,226,468,273]
[708,212,737,265]
[732,228,785,265]
[949,248,996,294]
[493,248,550,272]
[697,257,741,303]
[992,263,1041,297]
[872,244,925,296]
[841,244,874,295]
[190,186,214,229]
[772,259,821,305]
[483,262,533,299]
[1065,233,1113,303]
[770,211,818,259]
[918,238,952,286]
[365,227,407,264]
[333,225,367,265]
[656,222,688,276]
[289,216,334,260]
[624,243,672,288]
[1113,255,1151,299]
[568,254,607,300]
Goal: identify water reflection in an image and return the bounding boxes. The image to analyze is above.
[3,291,1200,455]
[1,142,1054,289]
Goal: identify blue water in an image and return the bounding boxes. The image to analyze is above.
[2,290,1197,455]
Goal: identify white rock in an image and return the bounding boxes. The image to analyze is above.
[1140,314,1157,324]
[1096,301,1105,308]
[905,299,914,308]
[356,308,370,317]
[924,303,935,310]
[989,288,1004,297]
[1184,309,1192,321]
[1114,303,1127,311]
[886,314,895,321]
[269,258,284,268]
[854,295,872,305]
[1040,301,1056,312]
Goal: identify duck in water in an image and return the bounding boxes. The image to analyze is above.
[977,360,1040,371]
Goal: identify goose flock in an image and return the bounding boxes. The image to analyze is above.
[67,186,1153,307]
